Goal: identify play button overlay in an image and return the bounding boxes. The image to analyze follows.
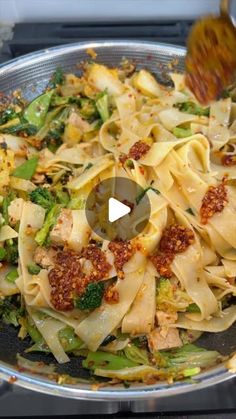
[85,177,151,241]
[108,198,131,222]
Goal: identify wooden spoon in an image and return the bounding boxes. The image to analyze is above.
[185,0,236,104]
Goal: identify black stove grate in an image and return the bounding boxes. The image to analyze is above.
[3,20,193,59]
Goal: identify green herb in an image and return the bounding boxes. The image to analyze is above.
[35,204,60,246]
[186,208,195,216]
[95,90,110,122]
[136,186,160,204]
[221,89,231,99]
[5,268,18,283]
[0,122,38,135]
[12,156,39,180]
[27,264,41,275]
[0,108,19,125]
[2,191,16,224]
[175,101,210,116]
[172,127,192,138]
[75,282,105,311]
[0,247,6,261]
[5,242,18,265]
[46,119,65,143]
[44,109,69,151]
[51,67,65,87]
[186,303,201,313]
[132,335,148,349]
[126,159,134,169]
[29,187,55,212]
[83,351,138,371]
[84,162,93,171]
[24,90,54,129]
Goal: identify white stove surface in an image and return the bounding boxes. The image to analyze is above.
[0,0,221,24]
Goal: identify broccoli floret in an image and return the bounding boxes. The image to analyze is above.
[5,242,18,265]
[35,204,60,247]
[0,295,24,327]
[175,101,210,117]
[95,91,110,122]
[55,189,70,207]
[75,282,105,311]
[79,98,98,119]
[29,187,55,212]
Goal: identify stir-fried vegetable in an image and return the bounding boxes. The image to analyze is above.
[0,108,19,125]
[155,344,221,370]
[75,282,105,311]
[27,264,41,275]
[0,122,38,136]
[12,156,39,180]
[26,323,83,353]
[95,90,110,122]
[0,295,24,327]
[29,187,55,212]
[172,127,192,138]
[5,242,18,265]
[136,186,160,205]
[5,268,18,283]
[50,67,65,88]
[0,247,7,261]
[79,98,98,120]
[83,350,138,371]
[35,205,60,246]
[24,91,54,129]
[2,191,16,224]
[58,327,84,352]
[186,303,201,313]
[156,277,190,312]
[175,101,210,116]
[124,344,151,365]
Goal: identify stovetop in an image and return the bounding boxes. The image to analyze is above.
[0,20,236,417]
[0,19,192,63]
[0,377,236,417]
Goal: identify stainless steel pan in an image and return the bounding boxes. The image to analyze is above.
[0,40,235,400]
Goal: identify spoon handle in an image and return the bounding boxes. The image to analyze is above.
[220,0,230,16]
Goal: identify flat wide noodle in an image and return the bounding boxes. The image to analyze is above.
[76,252,146,351]
[176,306,236,332]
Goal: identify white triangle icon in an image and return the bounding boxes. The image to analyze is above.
[108,197,131,223]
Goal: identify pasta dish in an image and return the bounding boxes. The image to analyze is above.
[0,59,236,385]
